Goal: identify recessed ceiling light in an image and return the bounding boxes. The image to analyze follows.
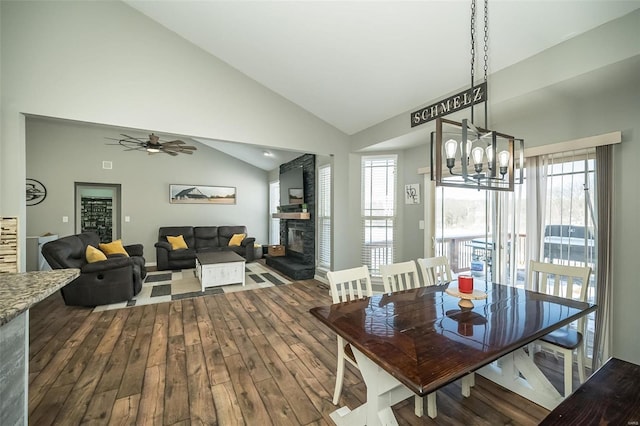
[263,151,273,157]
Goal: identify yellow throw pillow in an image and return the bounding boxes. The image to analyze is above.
[86,245,107,263]
[167,235,188,250]
[228,233,246,246]
[99,239,129,257]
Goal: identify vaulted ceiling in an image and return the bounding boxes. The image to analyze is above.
[123,1,640,167]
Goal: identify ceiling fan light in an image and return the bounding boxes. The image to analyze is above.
[146,147,161,153]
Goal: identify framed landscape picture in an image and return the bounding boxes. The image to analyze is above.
[170,184,236,204]
[288,188,303,204]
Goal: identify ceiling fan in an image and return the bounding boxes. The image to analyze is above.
[107,133,197,156]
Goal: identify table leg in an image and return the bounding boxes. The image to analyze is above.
[329,347,415,426]
[461,373,475,397]
[477,348,563,410]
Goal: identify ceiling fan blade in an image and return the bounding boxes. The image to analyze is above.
[120,133,147,143]
[107,133,196,157]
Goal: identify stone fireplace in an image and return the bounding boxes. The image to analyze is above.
[266,153,316,280]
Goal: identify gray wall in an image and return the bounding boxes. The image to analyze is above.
[2,1,639,365]
[348,11,640,364]
[26,117,269,264]
[488,57,640,364]
[1,0,351,271]
[400,144,429,261]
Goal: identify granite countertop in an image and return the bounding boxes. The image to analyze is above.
[0,269,80,326]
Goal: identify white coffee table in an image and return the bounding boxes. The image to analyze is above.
[195,251,245,291]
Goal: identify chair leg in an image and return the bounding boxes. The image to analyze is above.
[576,345,586,384]
[563,350,573,397]
[415,393,438,418]
[414,395,423,417]
[427,392,437,419]
[333,343,346,405]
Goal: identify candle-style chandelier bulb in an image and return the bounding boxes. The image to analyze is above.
[444,139,457,170]
[465,140,473,162]
[471,146,484,173]
[485,145,494,164]
[498,150,510,175]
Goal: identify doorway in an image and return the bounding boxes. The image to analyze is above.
[75,182,121,243]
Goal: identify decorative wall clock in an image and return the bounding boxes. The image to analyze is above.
[26,178,47,206]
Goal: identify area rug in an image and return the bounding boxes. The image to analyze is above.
[93,262,291,312]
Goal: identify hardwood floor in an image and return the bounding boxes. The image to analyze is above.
[28,279,559,425]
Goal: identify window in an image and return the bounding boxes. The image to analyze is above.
[538,149,597,359]
[434,186,490,279]
[361,155,397,277]
[269,180,280,245]
[317,164,331,270]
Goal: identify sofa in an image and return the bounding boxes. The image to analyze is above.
[41,232,146,307]
[155,226,256,271]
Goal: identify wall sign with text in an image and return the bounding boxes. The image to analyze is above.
[410,82,487,127]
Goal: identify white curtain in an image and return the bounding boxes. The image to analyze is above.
[524,156,547,289]
[592,145,613,369]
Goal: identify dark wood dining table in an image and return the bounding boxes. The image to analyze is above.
[310,280,597,426]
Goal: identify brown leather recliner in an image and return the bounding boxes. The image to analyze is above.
[42,232,146,307]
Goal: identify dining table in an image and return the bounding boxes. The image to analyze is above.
[310,280,597,426]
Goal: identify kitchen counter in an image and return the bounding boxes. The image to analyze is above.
[0,269,79,425]
[0,269,79,326]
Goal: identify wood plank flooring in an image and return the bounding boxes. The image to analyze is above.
[28,278,561,425]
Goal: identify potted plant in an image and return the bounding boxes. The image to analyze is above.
[301,203,308,213]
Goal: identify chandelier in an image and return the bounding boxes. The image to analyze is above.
[431,0,523,192]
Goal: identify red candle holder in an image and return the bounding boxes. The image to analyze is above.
[458,275,474,294]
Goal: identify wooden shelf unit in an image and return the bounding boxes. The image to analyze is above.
[81,197,113,243]
[0,216,19,273]
[272,212,310,220]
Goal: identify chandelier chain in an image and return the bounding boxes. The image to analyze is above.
[470,0,476,123]
[483,0,488,82]
[483,0,489,128]
[470,0,476,87]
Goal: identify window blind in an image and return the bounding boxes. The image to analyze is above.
[361,155,397,277]
[317,164,331,269]
[269,181,280,245]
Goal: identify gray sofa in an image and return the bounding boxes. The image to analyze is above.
[41,231,146,307]
[154,226,256,271]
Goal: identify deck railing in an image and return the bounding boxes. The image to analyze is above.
[435,233,528,274]
[364,233,528,277]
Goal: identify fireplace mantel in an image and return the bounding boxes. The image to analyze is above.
[272,212,310,220]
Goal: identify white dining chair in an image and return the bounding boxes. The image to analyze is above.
[380,260,421,292]
[380,260,437,418]
[527,260,592,397]
[415,256,476,401]
[416,256,454,287]
[326,265,373,405]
